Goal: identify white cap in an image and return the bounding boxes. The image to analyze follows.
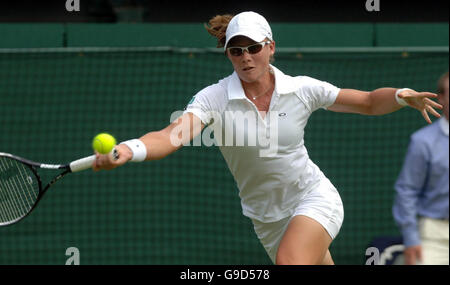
[224,11,273,50]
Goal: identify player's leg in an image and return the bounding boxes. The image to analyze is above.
[276,178,344,265]
[276,215,332,265]
[321,249,334,265]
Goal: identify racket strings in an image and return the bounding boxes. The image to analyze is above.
[0,157,39,224]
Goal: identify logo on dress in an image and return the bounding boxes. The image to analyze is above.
[278,113,286,117]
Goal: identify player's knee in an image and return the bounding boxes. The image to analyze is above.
[276,247,307,265]
[275,249,292,265]
[276,246,323,265]
[321,250,335,265]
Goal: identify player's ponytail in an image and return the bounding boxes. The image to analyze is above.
[204,14,234,48]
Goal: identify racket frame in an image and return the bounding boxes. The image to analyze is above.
[0,152,87,226]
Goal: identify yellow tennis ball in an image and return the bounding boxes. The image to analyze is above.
[92,133,116,154]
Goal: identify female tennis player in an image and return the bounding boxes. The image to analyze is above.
[93,11,443,265]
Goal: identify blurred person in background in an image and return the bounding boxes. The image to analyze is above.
[393,71,449,265]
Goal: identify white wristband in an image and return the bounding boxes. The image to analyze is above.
[120,139,147,162]
[395,88,411,106]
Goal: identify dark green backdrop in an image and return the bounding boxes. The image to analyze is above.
[0,23,448,265]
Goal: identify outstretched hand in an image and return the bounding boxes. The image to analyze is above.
[398,89,443,124]
[93,144,133,171]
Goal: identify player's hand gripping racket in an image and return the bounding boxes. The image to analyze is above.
[0,150,118,226]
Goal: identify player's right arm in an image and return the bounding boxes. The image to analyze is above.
[93,112,204,170]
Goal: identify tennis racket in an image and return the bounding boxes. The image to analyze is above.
[0,150,118,226]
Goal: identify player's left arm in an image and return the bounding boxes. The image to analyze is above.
[328,88,443,123]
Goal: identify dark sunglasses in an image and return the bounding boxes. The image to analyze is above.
[226,41,272,57]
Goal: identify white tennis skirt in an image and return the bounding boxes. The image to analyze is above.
[251,177,344,264]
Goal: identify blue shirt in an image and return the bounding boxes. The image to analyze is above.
[393,118,449,247]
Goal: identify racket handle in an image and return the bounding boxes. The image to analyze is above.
[70,155,96,172]
[69,148,119,172]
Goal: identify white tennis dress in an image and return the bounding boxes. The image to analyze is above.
[184,65,344,263]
